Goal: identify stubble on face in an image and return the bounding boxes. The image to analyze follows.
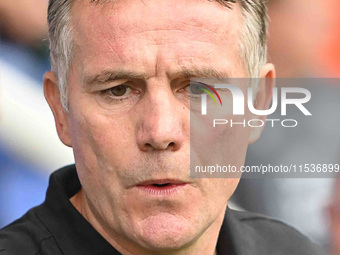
[67,0,248,254]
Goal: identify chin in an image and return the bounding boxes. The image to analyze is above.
[136,213,199,250]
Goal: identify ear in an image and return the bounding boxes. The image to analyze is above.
[248,63,276,144]
[44,72,72,147]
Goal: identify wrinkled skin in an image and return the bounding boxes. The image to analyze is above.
[44,0,275,254]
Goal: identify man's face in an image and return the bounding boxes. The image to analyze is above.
[47,0,269,252]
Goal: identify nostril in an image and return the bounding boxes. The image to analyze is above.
[142,141,176,151]
[145,143,153,148]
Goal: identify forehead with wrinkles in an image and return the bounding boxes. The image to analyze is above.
[71,0,243,74]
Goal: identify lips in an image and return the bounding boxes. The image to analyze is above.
[137,179,187,186]
[136,179,189,196]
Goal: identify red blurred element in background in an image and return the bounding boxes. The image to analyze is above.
[323,1,340,77]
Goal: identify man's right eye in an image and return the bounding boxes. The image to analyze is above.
[105,85,131,97]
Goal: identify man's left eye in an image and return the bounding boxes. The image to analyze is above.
[105,85,131,97]
[183,82,205,95]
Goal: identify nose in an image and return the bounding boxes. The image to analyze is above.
[135,84,187,152]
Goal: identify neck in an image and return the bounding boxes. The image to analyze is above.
[71,188,225,255]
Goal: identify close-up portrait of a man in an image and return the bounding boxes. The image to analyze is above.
[0,0,327,254]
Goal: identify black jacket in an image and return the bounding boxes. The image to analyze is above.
[0,165,324,255]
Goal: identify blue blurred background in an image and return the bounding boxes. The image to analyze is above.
[0,0,74,227]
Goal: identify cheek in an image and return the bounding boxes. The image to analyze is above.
[190,96,252,171]
[68,107,136,174]
[196,178,240,218]
[67,111,138,222]
[202,178,240,200]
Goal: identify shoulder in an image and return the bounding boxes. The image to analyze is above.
[0,206,61,255]
[227,209,325,255]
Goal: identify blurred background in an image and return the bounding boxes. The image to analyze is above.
[0,0,339,254]
[0,0,74,227]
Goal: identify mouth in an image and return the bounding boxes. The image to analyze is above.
[136,179,189,196]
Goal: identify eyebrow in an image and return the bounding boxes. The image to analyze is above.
[177,67,230,82]
[83,70,146,86]
[83,67,230,86]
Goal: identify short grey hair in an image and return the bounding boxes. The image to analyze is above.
[48,0,268,110]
